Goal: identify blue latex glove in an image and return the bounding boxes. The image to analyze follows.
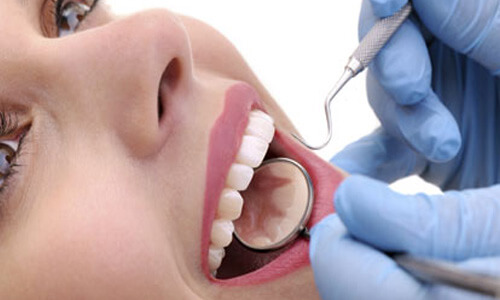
[310,180,500,300]
[347,0,500,166]
[310,208,500,299]
[335,0,500,191]
[309,0,500,298]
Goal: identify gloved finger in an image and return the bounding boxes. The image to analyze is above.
[331,127,427,183]
[413,0,500,74]
[368,0,408,17]
[335,175,500,261]
[310,214,424,300]
[367,70,462,163]
[360,0,462,161]
[360,0,432,106]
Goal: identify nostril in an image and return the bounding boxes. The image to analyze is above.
[163,58,182,90]
[158,58,182,121]
[157,94,164,120]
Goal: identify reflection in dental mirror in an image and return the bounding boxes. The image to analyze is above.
[234,158,313,251]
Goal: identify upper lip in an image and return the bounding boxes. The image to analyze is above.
[202,82,342,285]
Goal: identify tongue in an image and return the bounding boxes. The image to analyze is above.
[234,160,310,248]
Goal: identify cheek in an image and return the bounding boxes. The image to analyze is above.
[2,190,180,298]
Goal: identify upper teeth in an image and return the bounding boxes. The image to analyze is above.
[245,111,275,144]
[226,163,254,191]
[208,109,275,274]
[236,136,270,168]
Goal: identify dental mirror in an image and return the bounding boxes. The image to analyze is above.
[233,158,314,251]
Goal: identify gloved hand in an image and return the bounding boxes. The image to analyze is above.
[333,0,500,191]
[309,0,500,298]
[346,0,500,169]
[310,192,500,299]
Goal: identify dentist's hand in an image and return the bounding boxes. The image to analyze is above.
[348,0,500,166]
[310,176,500,300]
[332,0,500,196]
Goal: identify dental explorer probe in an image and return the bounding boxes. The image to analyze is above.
[293,3,413,150]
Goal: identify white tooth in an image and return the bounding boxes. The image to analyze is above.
[251,110,274,124]
[210,219,235,248]
[236,135,269,168]
[208,245,225,273]
[217,189,244,221]
[226,163,254,191]
[245,112,275,144]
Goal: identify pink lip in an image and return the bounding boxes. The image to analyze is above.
[202,83,344,285]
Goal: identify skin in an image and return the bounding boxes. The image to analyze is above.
[0,1,326,299]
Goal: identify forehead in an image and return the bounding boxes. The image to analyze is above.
[0,0,39,36]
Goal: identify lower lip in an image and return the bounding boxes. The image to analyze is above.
[202,83,345,285]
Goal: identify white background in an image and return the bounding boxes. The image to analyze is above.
[106,1,441,195]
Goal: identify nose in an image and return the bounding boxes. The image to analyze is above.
[51,9,194,157]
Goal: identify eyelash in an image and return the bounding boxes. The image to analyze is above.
[47,0,99,37]
[0,112,28,197]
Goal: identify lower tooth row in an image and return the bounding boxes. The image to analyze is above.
[208,109,275,274]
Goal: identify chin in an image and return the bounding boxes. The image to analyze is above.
[201,82,345,286]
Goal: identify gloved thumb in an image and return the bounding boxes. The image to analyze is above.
[335,175,500,261]
[309,214,422,300]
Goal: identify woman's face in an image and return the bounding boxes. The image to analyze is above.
[0,1,343,298]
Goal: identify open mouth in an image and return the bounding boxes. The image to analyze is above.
[202,83,342,285]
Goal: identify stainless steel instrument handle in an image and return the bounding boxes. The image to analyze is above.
[350,3,412,74]
[395,254,500,298]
